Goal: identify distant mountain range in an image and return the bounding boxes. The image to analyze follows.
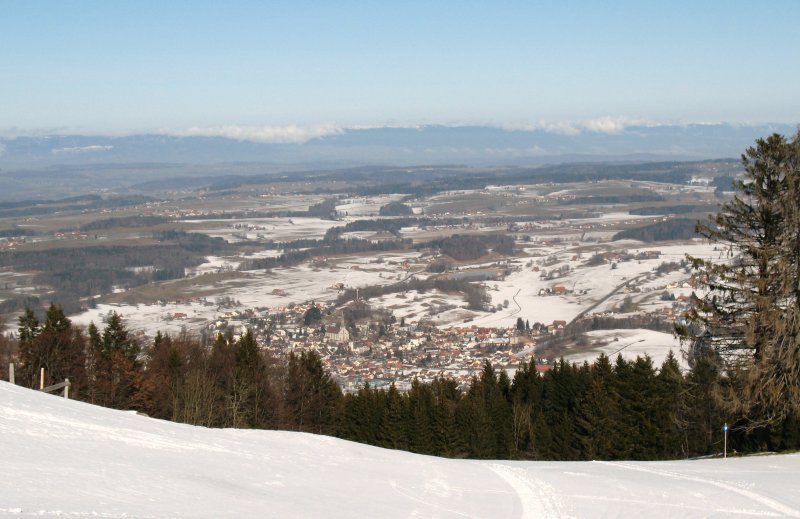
[0,123,795,169]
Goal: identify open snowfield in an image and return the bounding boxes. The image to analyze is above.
[467,241,718,329]
[562,329,687,369]
[2,382,800,518]
[71,253,425,337]
[336,194,406,216]
[182,217,341,242]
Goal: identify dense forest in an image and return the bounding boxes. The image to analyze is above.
[612,218,699,242]
[378,201,413,216]
[335,277,491,311]
[0,231,239,315]
[420,234,515,261]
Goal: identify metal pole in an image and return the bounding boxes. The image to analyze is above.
[723,423,729,459]
[40,367,45,390]
[8,363,13,384]
[64,378,70,399]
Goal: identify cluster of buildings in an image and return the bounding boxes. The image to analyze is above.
[203,301,547,392]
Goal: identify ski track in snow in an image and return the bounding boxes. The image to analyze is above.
[595,461,800,518]
[488,464,573,519]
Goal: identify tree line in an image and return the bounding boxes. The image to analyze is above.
[613,218,699,242]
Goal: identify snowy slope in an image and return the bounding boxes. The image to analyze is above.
[1,381,799,518]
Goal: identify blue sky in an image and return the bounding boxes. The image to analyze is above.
[2,0,799,137]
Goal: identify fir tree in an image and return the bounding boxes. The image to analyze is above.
[680,131,800,426]
[574,354,621,459]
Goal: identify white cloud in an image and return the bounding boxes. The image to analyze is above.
[170,124,343,144]
[581,116,657,134]
[0,143,5,157]
[501,117,661,136]
[51,145,113,154]
[493,121,581,135]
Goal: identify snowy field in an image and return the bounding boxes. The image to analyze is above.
[182,217,341,242]
[562,329,687,369]
[71,253,425,337]
[2,382,799,518]
[336,194,406,216]
[468,241,718,329]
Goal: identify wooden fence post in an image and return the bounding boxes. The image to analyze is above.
[41,379,71,398]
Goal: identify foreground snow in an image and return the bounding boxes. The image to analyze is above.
[1,382,799,518]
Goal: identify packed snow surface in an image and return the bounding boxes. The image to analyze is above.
[2,382,799,518]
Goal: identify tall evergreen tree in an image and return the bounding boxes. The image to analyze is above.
[574,354,621,459]
[680,131,800,426]
[653,352,684,458]
[377,383,407,450]
[284,351,341,434]
[90,312,140,409]
[15,305,87,396]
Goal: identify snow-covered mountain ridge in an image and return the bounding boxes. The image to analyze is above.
[1,381,799,518]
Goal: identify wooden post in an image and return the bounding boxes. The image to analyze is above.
[41,379,70,396]
[8,363,13,384]
[40,367,45,390]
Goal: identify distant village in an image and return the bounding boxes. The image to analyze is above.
[143,279,697,394]
[201,300,542,393]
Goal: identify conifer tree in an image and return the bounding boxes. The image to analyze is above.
[407,378,435,454]
[285,351,341,434]
[136,332,182,420]
[377,383,407,450]
[680,132,800,427]
[574,354,621,459]
[457,376,495,458]
[16,305,87,395]
[91,312,140,409]
[653,352,684,458]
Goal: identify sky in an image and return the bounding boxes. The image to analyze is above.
[2,0,799,137]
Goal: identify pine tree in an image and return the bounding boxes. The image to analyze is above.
[284,351,341,434]
[136,332,182,420]
[653,352,684,458]
[90,312,140,409]
[231,329,257,427]
[456,380,494,459]
[408,379,436,454]
[377,383,407,450]
[681,349,725,456]
[510,359,544,458]
[680,131,800,426]
[574,354,621,459]
[16,305,87,396]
